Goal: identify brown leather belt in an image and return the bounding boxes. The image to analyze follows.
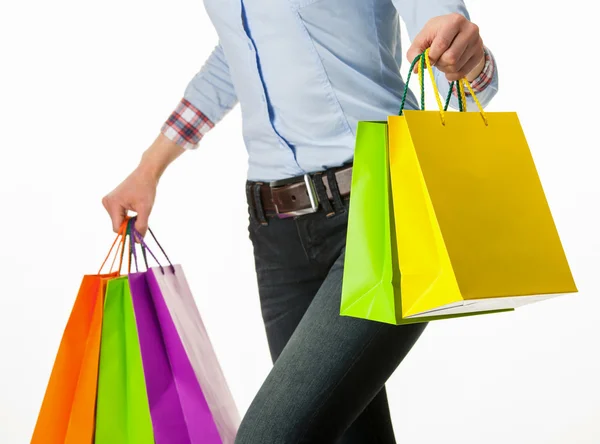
[253,165,352,217]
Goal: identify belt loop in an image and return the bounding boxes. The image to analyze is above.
[326,169,345,214]
[253,183,269,226]
[313,172,335,218]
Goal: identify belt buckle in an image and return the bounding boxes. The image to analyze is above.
[271,174,319,218]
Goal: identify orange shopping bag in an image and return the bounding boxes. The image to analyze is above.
[31,220,130,444]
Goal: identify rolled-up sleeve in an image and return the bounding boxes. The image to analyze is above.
[161,43,238,149]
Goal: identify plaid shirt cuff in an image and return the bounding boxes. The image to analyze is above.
[161,98,214,149]
[454,47,495,96]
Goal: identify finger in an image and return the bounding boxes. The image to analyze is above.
[102,196,127,233]
[434,31,471,71]
[407,27,435,67]
[456,52,483,82]
[134,205,151,238]
[436,34,481,79]
[437,45,475,81]
[427,15,465,64]
[440,42,482,81]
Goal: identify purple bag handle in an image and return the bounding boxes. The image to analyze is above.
[128,218,143,273]
[129,217,175,274]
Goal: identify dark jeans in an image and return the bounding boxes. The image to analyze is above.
[235,197,427,444]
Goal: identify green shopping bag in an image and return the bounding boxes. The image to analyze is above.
[95,276,154,443]
[340,121,510,325]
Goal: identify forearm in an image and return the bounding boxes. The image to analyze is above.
[137,133,185,181]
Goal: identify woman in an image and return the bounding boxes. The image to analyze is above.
[102,0,498,441]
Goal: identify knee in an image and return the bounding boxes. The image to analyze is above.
[234,412,295,444]
[234,402,308,444]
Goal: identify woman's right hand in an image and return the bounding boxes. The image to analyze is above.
[102,134,186,236]
[102,167,158,236]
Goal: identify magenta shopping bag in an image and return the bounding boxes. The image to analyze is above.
[128,224,239,444]
[151,266,239,442]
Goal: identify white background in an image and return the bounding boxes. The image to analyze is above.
[1,0,599,443]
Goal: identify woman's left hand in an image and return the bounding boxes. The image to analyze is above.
[407,13,485,82]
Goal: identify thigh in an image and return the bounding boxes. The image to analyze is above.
[249,214,337,362]
[235,250,428,444]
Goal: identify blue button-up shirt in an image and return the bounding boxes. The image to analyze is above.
[182,0,499,181]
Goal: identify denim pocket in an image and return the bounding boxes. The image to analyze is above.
[247,207,266,237]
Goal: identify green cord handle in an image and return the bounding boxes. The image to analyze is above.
[419,53,425,111]
[444,81,453,111]
[400,51,464,115]
[444,81,465,112]
[398,53,425,115]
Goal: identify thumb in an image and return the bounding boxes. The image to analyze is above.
[102,196,127,233]
[134,205,151,238]
[407,31,433,73]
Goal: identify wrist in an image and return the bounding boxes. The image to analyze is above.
[465,55,486,82]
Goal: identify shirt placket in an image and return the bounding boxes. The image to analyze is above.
[239,0,302,165]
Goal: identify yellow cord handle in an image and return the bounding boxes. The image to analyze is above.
[460,77,488,125]
[422,48,488,126]
[457,80,467,110]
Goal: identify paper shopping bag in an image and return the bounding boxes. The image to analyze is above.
[152,265,240,442]
[340,121,396,322]
[31,220,130,443]
[128,225,238,443]
[342,49,577,325]
[129,270,223,443]
[95,276,154,444]
[31,276,109,444]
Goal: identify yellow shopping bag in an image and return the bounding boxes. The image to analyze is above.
[385,49,577,321]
